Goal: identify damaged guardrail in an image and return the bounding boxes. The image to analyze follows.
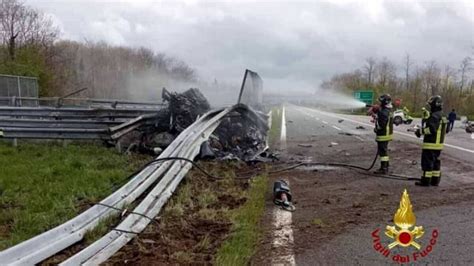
[0,96,164,109]
[0,89,212,149]
[0,104,266,265]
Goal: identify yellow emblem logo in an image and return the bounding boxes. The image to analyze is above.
[385,189,424,249]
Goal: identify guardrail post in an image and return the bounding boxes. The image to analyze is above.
[116,139,122,153]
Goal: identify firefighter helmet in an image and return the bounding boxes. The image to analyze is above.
[427,95,443,111]
[378,94,392,107]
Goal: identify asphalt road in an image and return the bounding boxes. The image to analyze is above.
[290,104,474,163]
[272,104,474,265]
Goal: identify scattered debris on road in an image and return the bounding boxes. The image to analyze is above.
[338,119,344,123]
[273,180,295,211]
[298,144,313,148]
[338,132,353,136]
[329,142,339,147]
[355,125,366,130]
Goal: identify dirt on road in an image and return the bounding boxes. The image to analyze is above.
[253,128,474,265]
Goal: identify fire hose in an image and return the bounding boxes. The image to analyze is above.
[270,152,420,181]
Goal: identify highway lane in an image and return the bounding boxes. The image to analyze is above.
[291,104,474,163]
[277,104,474,265]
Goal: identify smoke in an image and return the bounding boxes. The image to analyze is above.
[124,70,241,107]
[311,89,367,110]
[124,71,171,101]
[124,72,367,111]
[264,80,367,110]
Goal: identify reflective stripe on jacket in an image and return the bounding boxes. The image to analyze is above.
[375,108,393,142]
[422,110,447,150]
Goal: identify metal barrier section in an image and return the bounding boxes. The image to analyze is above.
[237,69,263,110]
[0,105,260,265]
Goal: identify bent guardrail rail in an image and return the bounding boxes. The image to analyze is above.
[0,108,217,264]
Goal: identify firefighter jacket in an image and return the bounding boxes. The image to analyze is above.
[375,107,393,142]
[422,110,448,150]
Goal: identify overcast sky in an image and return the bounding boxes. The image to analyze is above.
[27,0,474,91]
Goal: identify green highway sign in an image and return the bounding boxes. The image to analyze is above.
[354,90,373,105]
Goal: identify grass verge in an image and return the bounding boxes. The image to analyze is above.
[216,174,268,266]
[0,141,150,250]
[105,162,268,265]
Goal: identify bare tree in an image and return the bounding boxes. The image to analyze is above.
[0,0,57,60]
[443,65,456,92]
[412,67,421,110]
[404,53,413,91]
[421,60,441,98]
[376,57,396,90]
[459,56,472,94]
[441,65,457,109]
[363,57,376,87]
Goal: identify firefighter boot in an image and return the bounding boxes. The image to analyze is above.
[374,161,389,175]
[415,177,430,187]
[431,175,441,186]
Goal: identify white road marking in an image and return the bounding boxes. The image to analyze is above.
[355,136,365,141]
[280,106,287,149]
[266,110,273,148]
[268,110,273,129]
[322,121,328,124]
[332,125,342,131]
[298,106,474,154]
[272,180,295,266]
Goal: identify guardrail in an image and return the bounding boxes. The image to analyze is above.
[0,105,258,265]
[0,118,121,129]
[0,104,260,265]
[0,96,164,109]
[0,101,162,141]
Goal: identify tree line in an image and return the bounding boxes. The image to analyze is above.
[0,0,196,99]
[321,55,473,117]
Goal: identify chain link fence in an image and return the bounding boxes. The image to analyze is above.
[0,74,39,106]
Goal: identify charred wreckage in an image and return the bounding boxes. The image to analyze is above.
[120,87,271,162]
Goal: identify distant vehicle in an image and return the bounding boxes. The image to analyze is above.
[460,116,473,133]
[466,124,473,133]
[393,109,413,126]
[465,121,474,133]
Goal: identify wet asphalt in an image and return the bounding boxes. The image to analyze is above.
[283,104,474,265]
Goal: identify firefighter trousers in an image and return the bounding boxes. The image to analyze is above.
[377,141,389,163]
[421,149,441,179]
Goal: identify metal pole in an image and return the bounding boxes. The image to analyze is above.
[17,76,21,107]
[237,69,249,104]
[60,87,88,100]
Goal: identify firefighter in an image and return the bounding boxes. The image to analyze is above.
[414,95,449,186]
[374,94,394,174]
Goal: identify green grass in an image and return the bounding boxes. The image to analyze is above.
[83,214,120,245]
[216,175,268,266]
[0,141,150,250]
[269,106,283,147]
